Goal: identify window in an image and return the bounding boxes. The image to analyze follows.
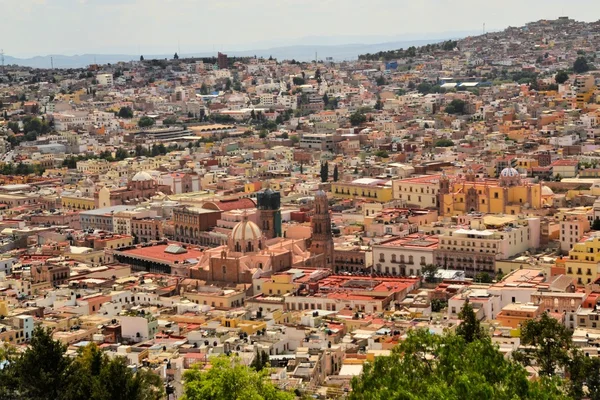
[222,265,227,275]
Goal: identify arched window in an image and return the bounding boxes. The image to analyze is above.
[400,255,405,263]
[408,255,414,264]
[420,256,426,265]
[391,254,397,262]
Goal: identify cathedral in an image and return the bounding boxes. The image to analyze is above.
[190,211,311,285]
[308,189,334,270]
[438,167,553,216]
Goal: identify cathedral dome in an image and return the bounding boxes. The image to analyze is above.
[541,186,554,196]
[231,219,262,243]
[500,167,519,177]
[132,171,153,181]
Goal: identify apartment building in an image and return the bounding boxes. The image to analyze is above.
[372,234,438,276]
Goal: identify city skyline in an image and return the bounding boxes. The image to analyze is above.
[2,0,600,57]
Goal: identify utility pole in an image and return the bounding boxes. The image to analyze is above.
[51,56,54,70]
[0,49,4,72]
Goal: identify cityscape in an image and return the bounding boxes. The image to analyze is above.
[1,9,600,400]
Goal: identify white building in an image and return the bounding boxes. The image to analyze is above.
[97,73,114,87]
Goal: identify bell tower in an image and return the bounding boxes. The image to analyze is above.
[310,188,334,270]
[257,189,282,239]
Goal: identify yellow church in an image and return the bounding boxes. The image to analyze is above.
[439,167,553,216]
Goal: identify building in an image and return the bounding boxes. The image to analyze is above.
[257,189,282,239]
[560,214,590,252]
[331,178,394,203]
[438,168,548,216]
[80,205,136,232]
[172,206,221,245]
[309,190,334,270]
[96,73,114,86]
[218,52,228,69]
[190,214,311,284]
[372,234,438,276]
[434,215,541,278]
[112,243,204,276]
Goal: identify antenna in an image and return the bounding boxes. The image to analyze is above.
[51,56,54,70]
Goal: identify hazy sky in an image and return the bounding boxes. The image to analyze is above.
[2,0,600,57]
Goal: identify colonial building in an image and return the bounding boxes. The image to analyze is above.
[309,189,334,270]
[257,189,282,239]
[190,213,312,285]
[96,171,172,208]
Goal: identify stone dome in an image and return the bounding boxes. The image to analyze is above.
[541,186,554,196]
[83,177,95,187]
[132,171,153,181]
[500,167,519,177]
[231,218,262,243]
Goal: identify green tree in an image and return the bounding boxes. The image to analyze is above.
[140,55,144,61]
[421,264,438,282]
[555,70,569,84]
[200,84,209,95]
[290,135,299,144]
[435,138,454,147]
[333,164,339,182]
[514,312,572,377]
[445,99,466,115]
[182,355,293,400]
[350,329,559,400]
[375,76,386,86]
[456,299,485,343]
[573,56,591,73]
[350,112,367,126]
[250,350,270,372]
[138,116,155,128]
[292,77,305,85]
[320,161,329,183]
[475,272,493,283]
[163,117,177,125]
[174,52,179,60]
[117,107,134,119]
[374,150,388,158]
[7,326,71,400]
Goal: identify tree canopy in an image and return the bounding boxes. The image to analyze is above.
[117,106,134,119]
[555,70,569,84]
[182,355,293,400]
[0,326,163,400]
[573,56,591,73]
[138,116,155,128]
[350,329,562,400]
[445,99,466,115]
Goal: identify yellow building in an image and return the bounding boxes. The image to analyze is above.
[263,273,296,296]
[439,168,547,216]
[332,178,393,203]
[562,236,600,285]
[61,195,96,211]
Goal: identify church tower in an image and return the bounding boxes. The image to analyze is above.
[257,189,282,239]
[310,189,334,270]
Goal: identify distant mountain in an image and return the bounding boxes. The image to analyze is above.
[3,38,464,69]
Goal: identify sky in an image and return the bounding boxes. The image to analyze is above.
[2,0,600,57]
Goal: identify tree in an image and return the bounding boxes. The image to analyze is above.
[445,99,466,115]
[333,164,339,182]
[292,77,305,85]
[5,326,71,400]
[290,135,299,145]
[374,150,388,158]
[555,70,569,84]
[320,162,329,183]
[117,106,134,119]
[375,76,386,86]
[250,350,270,372]
[200,84,209,95]
[174,52,179,60]
[163,117,177,125]
[573,56,591,73]
[515,312,573,377]
[182,355,293,400]
[140,55,144,61]
[350,112,367,126]
[456,300,485,343]
[422,264,438,282]
[350,329,559,400]
[138,116,155,128]
[435,138,454,147]
[475,272,493,283]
